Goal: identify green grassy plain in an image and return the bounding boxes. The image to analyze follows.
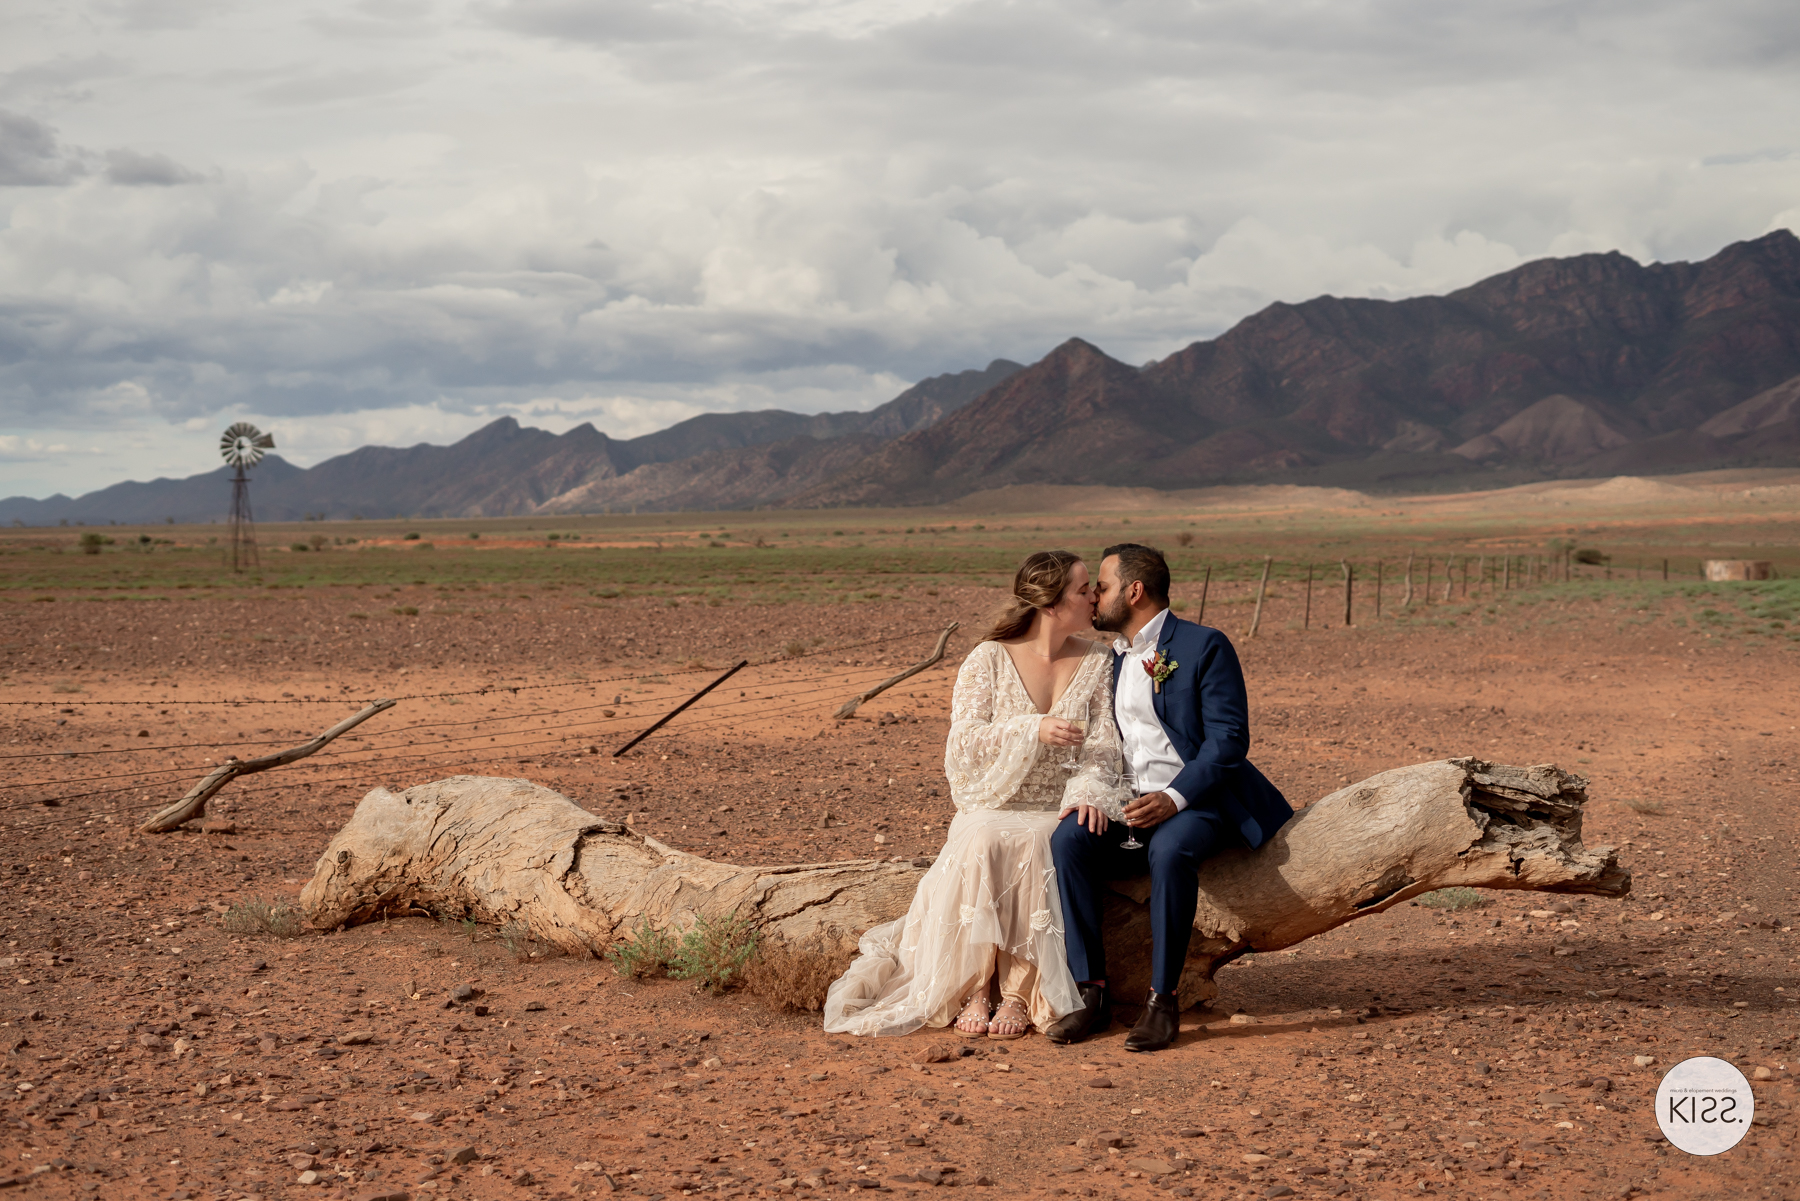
[7,489,1792,594]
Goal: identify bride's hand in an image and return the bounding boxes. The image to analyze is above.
[1038,717,1082,746]
[1058,803,1109,835]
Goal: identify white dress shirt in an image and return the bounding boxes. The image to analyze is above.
[1111,608,1188,811]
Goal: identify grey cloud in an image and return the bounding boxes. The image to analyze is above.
[0,109,87,185]
[0,54,134,106]
[485,0,707,45]
[5,0,1800,499]
[246,65,433,107]
[96,0,237,32]
[104,147,202,185]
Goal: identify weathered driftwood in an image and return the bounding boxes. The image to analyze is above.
[142,698,397,834]
[300,757,1626,1011]
[832,623,959,720]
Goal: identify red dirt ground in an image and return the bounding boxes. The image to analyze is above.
[0,581,1795,1201]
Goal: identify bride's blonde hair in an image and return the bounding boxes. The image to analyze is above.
[984,549,1083,642]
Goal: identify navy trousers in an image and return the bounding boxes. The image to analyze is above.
[1052,806,1236,995]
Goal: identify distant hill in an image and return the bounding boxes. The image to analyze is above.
[0,360,1022,524]
[8,230,1800,524]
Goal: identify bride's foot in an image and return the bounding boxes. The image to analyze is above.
[954,994,992,1037]
[988,998,1031,1041]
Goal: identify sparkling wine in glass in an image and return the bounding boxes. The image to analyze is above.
[1116,763,1143,850]
[1060,718,1088,771]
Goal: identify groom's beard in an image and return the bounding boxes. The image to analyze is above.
[1093,594,1130,633]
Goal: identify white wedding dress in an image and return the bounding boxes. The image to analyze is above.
[822,638,1131,1037]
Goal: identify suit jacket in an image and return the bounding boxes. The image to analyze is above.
[1112,614,1293,849]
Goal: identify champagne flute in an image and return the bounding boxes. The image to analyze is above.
[1060,717,1088,771]
[1116,762,1143,850]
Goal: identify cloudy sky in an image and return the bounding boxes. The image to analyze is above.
[3,0,1798,498]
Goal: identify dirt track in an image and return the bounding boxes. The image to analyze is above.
[0,583,1795,1201]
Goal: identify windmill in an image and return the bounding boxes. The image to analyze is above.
[220,422,275,572]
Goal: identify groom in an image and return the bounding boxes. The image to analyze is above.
[1047,543,1293,1052]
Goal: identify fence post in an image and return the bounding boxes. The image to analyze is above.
[1502,555,1509,591]
[1247,557,1272,638]
[1443,555,1456,603]
[614,660,750,756]
[1197,565,1212,626]
[1403,551,1414,608]
[1342,560,1354,626]
[1374,560,1382,618]
[1304,563,1314,629]
[1662,558,1668,581]
[1423,556,1432,605]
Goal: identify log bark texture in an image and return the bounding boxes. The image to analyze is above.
[300,757,1626,1011]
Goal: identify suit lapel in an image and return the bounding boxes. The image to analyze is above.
[1111,644,1124,725]
[1152,613,1177,724]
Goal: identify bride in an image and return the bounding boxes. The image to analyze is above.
[822,550,1130,1040]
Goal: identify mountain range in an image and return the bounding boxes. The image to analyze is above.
[6,230,1800,524]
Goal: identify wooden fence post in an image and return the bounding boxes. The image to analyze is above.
[1197,565,1212,626]
[1403,551,1414,608]
[1247,557,1272,638]
[1342,560,1354,626]
[1303,563,1314,629]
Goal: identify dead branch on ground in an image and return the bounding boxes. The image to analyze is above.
[141,698,396,834]
[832,623,959,720]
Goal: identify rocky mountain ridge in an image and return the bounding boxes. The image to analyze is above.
[6,231,1799,524]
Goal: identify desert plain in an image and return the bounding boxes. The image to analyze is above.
[0,470,1796,1201]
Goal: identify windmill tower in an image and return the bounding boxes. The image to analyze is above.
[220,422,275,572]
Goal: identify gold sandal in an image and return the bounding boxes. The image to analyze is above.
[988,998,1032,1041]
[954,993,992,1037]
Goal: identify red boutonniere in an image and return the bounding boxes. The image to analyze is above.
[1142,650,1177,693]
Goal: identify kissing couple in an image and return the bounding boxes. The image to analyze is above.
[822,544,1292,1052]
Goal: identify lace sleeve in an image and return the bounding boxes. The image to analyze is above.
[1060,648,1130,821]
[943,643,1044,813]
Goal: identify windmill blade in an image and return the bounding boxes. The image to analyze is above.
[253,432,276,450]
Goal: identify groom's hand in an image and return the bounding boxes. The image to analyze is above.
[1124,791,1176,828]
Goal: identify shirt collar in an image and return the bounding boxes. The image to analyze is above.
[1113,607,1171,656]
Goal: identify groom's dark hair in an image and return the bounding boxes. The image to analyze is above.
[1102,543,1170,606]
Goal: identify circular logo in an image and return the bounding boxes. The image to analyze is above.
[1656,1057,1755,1155]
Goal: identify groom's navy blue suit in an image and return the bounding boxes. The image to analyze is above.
[1052,615,1292,995]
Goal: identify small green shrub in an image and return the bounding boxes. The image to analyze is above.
[606,917,678,979]
[499,920,536,962]
[1416,887,1484,910]
[1620,797,1666,815]
[403,532,420,540]
[222,899,304,938]
[391,605,418,616]
[668,910,760,994]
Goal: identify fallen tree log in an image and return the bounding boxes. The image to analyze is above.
[300,757,1627,1011]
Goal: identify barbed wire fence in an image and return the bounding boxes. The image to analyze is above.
[0,626,960,834]
[1,548,1775,835]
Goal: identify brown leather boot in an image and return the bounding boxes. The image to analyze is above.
[1124,990,1180,1052]
[1044,983,1110,1045]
